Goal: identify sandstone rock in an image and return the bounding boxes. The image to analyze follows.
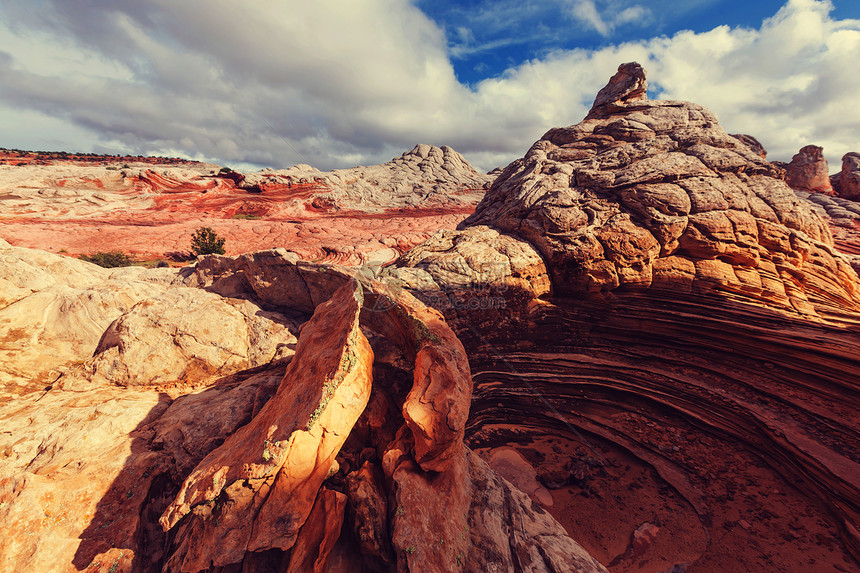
[731,134,767,159]
[60,288,299,390]
[249,144,491,212]
[3,62,860,573]
[0,240,177,397]
[785,145,833,194]
[160,281,374,569]
[460,62,860,317]
[839,152,860,200]
[0,145,489,265]
[482,446,554,506]
[587,62,648,118]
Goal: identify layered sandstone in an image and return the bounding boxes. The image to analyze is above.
[0,145,490,265]
[460,62,859,319]
[382,63,860,571]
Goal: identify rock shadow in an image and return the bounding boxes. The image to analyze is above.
[72,361,289,572]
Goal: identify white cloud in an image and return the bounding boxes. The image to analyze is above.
[646,0,860,168]
[564,1,653,37]
[0,0,857,174]
[569,0,611,36]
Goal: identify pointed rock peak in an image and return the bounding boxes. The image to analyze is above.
[587,62,648,118]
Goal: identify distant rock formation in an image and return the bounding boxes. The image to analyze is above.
[785,144,833,194]
[840,152,860,200]
[0,145,490,265]
[231,144,491,211]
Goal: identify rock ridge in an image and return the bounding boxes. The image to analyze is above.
[459,62,860,319]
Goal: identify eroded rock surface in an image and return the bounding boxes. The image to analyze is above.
[840,152,860,200]
[0,145,489,265]
[0,241,604,572]
[785,144,833,194]
[460,63,860,318]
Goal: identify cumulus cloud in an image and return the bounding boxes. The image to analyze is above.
[0,0,857,172]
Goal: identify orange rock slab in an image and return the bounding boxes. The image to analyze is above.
[160,280,373,570]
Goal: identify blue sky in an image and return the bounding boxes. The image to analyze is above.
[422,1,860,85]
[0,0,858,171]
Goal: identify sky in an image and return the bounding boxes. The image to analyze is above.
[0,0,858,172]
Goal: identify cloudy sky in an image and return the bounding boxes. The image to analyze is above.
[0,0,858,172]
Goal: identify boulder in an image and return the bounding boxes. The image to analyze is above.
[785,145,833,194]
[839,152,860,200]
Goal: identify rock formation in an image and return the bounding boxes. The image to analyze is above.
[458,62,858,319]
[0,145,490,265]
[231,144,490,211]
[0,240,606,572]
[730,133,767,159]
[784,144,834,194]
[1,63,859,573]
[840,152,860,200]
[796,190,860,258]
[385,63,860,570]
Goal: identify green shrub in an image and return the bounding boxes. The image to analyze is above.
[191,227,226,256]
[218,166,233,173]
[79,251,135,268]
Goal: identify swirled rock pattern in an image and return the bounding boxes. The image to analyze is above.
[382,63,860,571]
[0,145,489,265]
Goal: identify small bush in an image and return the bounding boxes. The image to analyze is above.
[219,166,233,173]
[79,251,135,268]
[191,227,226,256]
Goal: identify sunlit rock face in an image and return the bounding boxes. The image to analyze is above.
[0,241,605,573]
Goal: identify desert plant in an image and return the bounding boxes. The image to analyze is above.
[79,251,134,268]
[190,226,226,256]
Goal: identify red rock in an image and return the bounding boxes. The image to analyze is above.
[285,487,347,573]
[3,64,860,573]
[839,152,860,200]
[0,146,489,265]
[785,145,834,194]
